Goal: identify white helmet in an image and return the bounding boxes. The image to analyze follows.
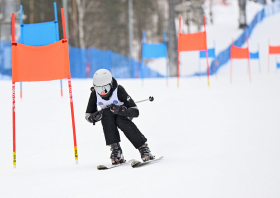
[92,69,112,96]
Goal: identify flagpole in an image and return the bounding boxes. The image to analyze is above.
[164,30,168,87]
[20,6,23,99]
[268,39,270,74]
[247,37,252,82]
[61,8,78,164]
[12,13,17,168]
[141,31,145,87]
[177,17,182,88]
[214,40,218,80]
[230,39,233,83]
[53,2,63,97]
[203,16,210,87]
[258,43,261,73]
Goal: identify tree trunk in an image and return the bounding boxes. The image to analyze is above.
[167,0,178,77]
[238,0,247,29]
[76,0,85,48]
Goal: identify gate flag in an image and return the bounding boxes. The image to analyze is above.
[142,43,167,59]
[269,45,280,54]
[249,43,261,73]
[177,16,209,87]
[178,31,207,52]
[230,38,251,82]
[231,45,249,59]
[250,51,259,59]
[20,3,59,46]
[268,40,280,73]
[141,31,168,86]
[19,3,63,97]
[12,40,71,82]
[11,8,78,168]
[200,48,215,58]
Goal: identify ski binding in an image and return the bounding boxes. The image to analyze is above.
[97,159,134,170]
[131,156,163,168]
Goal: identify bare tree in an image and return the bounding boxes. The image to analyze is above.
[238,0,247,29]
[168,0,178,77]
[75,0,85,48]
[20,0,168,60]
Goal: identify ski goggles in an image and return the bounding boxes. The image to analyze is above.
[94,84,111,96]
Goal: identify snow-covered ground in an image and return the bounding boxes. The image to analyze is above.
[1,1,280,197]
[1,73,280,197]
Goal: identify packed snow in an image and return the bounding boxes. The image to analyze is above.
[1,1,280,198]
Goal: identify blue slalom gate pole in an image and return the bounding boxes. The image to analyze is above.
[141,31,145,87]
[164,30,168,86]
[20,6,23,99]
[258,43,261,73]
[54,2,63,97]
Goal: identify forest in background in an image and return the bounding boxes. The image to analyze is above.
[20,0,168,60]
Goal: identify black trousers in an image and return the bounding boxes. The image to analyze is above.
[101,108,147,149]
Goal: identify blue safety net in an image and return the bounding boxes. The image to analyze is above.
[0,40,12,77]
[140,63,164,78]
[202,2,280,77]
[199,48,215,58]
[250,51,259,59]
[68,46,87,78]
[142,43,167,59]
[1,42,162,79]
[197,7,268,77]
[68,46,162,79]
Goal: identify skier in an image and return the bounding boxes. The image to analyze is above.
[85,69,155,165]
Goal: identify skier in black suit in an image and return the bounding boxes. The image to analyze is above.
[86,69,154,165]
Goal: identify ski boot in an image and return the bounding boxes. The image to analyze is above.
[138,143,155,162]
[110,143,126,165]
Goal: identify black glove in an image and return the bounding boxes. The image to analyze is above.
[110,104,127,115]
[86,111,102,124]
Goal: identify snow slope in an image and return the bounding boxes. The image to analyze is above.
[1,73,280,198]
[1,2,280,198]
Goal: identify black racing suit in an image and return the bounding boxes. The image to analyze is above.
[86,78,147,149]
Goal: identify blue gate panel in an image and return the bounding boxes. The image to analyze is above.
[142,43,167,59]
[21,21,59,46]
[199,48,215,58]
[250,52,259,59]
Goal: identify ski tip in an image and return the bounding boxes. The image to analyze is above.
[131,160,141,168]
[97,165,108,170]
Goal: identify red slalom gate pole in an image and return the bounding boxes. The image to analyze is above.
[247,37,252,82]
[60,80,63,97]
[177,17,181,88]
[12,82,16,168]
[20,83,22,99]
[62,8,78,163]
[268,39,270,74]
[203,16,210,87]
[12,13,16,168]
[68,79,78,163]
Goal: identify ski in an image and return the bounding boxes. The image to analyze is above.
[131,156,163,168]
[97,159,135,170]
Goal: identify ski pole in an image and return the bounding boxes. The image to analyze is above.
[135,96,154,104]
[93,96,154,125]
